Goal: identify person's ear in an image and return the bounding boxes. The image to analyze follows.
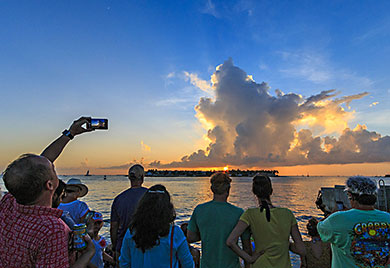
[45,179,56,191]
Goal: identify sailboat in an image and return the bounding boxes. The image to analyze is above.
[85,170,91,176]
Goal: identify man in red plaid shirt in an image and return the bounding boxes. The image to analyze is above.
[0,117,96,268]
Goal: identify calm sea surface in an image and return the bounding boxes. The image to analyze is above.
[2,175,389,267]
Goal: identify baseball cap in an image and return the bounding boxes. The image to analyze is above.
[345,176,377,195]
[128,164,145,180]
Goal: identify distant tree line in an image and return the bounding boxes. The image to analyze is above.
[145,169,279,177]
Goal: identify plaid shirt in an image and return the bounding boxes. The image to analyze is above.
[0,193,69,268]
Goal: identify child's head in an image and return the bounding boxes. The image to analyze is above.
[64,178,88,200]
[90,211,104,233]
[307,217,320,238]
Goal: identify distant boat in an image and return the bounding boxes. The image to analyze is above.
[385,174,390,177]
[85,170,91,176]
[103,175,106,180]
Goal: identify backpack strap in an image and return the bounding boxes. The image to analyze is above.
[170,225,175,268]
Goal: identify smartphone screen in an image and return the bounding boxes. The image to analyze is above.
[88,118,108,130]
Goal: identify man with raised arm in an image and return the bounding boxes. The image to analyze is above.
[0,117,96,268]
[187,172,251,268]
[317,176,390,268]
[110,164,148,265]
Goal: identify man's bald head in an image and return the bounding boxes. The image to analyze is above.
[3,154,57,205]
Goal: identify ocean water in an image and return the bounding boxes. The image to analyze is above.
[2,175,389,267]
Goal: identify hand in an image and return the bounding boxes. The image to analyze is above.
[248,250,264,264]
[81,234,95,256]
[69,117,94,136]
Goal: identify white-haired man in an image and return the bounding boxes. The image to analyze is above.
[317,176,390,268]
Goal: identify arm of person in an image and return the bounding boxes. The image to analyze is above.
[290,224,306,256]
[41,117,93,162]
[70,235,96,268]
[176,236,195,268]
[226,220,263,264]
[87,263,98,268]
[110,221,119,252]
[186,209,200,243]
[186,229,200,243]
[118,230,132,268]
[242,238,252,268]
[103,251,115,264]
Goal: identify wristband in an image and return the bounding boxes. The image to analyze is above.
[62,129,74,140]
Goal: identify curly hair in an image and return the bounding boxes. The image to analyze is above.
[129,184,176,253]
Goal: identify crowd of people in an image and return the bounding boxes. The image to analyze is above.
[1,116,390,268]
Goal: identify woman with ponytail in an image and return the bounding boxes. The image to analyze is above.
[119,184,194,268]
[227,174,306,267]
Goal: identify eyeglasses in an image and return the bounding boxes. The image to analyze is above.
[65,189,78,193]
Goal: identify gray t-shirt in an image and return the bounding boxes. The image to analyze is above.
[111,187,148,252]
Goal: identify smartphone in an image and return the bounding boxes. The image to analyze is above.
[87,118,108,130]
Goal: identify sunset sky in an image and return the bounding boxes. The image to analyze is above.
[1,0,390,176]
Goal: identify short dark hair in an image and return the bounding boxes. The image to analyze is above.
[3,154,53,205]
[306,217,319,237]
[349,193,377,206]
[210,172,231,194]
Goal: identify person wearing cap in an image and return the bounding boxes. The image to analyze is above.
[87,211,115,268]
[187,172,252,268]
[317,176,390,268]
[58,178,90,224]
[110,164,148,263]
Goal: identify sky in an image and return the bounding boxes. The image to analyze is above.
[0,0,390,176]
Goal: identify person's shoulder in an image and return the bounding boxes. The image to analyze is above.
[373,209,390,219]
[76,199,88,206]
[0,193,13,205]
[226,202,245,213]
[195,200,213,208]
[242,207,259,215]
[41,215,68,236]
[115,187,147,199]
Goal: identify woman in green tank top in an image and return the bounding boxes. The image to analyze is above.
[226,174,307,267]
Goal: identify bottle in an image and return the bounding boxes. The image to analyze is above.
[73,223,87,250]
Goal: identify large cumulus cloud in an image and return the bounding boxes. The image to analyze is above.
[150,58,390,168]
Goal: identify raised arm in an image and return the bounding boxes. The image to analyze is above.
[226,220,263,264]
[41,117,93,162]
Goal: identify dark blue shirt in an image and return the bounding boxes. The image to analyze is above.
[111,187,148,252]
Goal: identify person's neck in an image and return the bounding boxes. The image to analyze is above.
[31,193,52,207]
[258,198,273,208]
[61,196,77,203]
[353,204,375,210]
[130,182,143,188]
[213,194,228,202]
